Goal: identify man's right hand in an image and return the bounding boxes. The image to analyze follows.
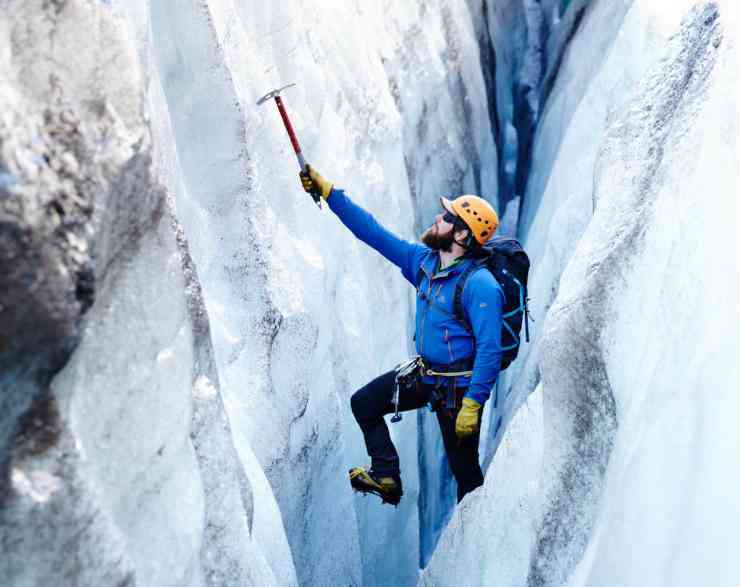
[300,165,333,201]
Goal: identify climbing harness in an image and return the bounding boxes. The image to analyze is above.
[391,356,424,423]
[390,357,475,423]
[423,358,474,415]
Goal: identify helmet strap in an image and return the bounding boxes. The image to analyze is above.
[453,228,474,250]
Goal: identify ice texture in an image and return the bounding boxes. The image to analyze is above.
[425,1,740,586]
[7,0,737,585]
[422,385,545,586]
[1,0,498,585]
[150,1,497,585]
[485,0,591,225]
[1,1,294,585]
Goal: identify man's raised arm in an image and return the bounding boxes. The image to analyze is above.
[300,165,425,286]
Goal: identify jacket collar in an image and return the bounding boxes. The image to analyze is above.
[420,252,471,281]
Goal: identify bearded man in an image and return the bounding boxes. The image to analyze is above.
[301,166,503,505]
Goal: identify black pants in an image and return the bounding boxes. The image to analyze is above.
[350,369,484,502]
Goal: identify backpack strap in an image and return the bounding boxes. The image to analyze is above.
[454,262,530,347]
[452,261,485,333]
[500,268,530,345]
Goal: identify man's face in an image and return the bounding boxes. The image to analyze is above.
[421,210,458,251]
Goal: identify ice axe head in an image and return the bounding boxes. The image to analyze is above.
[256,83,296,106]
[256,82,303,167]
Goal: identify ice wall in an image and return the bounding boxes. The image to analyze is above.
[484,0,591,233]
[150,1,497,585]
[0,1,295,585]
[2,0,500,585]
[482,0,634,476]
[424,1,740,585]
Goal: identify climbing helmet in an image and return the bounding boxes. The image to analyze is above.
[440,195,499,244]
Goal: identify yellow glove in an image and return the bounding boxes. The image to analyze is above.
[299,164,333,201]
[455,397,482,440]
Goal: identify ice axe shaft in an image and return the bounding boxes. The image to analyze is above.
[274,95,307,171]
[257,83,320,208]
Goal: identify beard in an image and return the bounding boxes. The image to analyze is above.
[421,223,456,251]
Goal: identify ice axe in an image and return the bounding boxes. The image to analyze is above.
[257,83,321,208]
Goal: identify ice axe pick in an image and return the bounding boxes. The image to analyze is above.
[257,83,321,208]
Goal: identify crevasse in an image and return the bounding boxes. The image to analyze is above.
[2,1,740,587]
[425,2,740,586]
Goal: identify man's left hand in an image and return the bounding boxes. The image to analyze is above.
[455,397,482,440]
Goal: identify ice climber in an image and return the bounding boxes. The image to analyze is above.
[301,166,504,506]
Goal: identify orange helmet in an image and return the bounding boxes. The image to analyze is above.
[440,195,499,244]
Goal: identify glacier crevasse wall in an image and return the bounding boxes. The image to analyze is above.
[1,2,295,585]
[424,1,740,586]
[1,0,500,585]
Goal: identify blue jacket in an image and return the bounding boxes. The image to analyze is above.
[328,188,504,405]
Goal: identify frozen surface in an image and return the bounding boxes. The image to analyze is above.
[422,385,544,587]
[484,0,713,464]
[569,3,740,584]
[151,1,497,584]
[485,0,591,219]
[0,2,170,583]
[1,1,294,585]
[484,0,647,471]
[6,0,739,586]
[2,0,497,583]
[427,1,740,586]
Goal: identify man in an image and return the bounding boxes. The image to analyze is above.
[301,166,503,505]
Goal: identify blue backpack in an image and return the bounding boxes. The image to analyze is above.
[453,238,531,370]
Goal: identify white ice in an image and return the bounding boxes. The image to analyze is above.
[426,1,740,586]
[148,1,496,585]
[6,1,740,586]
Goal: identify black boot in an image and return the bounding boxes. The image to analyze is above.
[349,467,403,506]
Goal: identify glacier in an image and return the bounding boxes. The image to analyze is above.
[2,0,740,586]
[424,1,740,586]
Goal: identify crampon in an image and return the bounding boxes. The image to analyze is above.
[349,467,403,506]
